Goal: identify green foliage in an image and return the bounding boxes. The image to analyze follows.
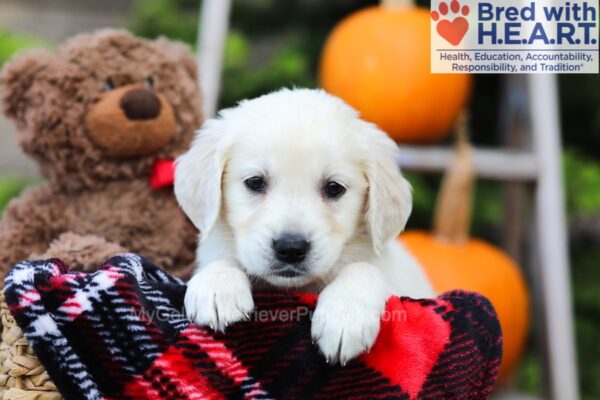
[560,75,600,159]
[516,349,542,395]
[0,176,32,215]
[563,149,600,217]
[403,173,437,230]
[571,248,600,399]
[220,32,313,108]
[404,173,436,218]
[0,30,44,212]
[0,29,45,66]
[471,182,503,235]
[405,171,503,242]
[129,0,316,106]
[129,0,199,45]
[223,32,249,69]
[515,163,600,399]
[0,29,45,210]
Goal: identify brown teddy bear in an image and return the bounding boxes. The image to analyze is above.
[0,29,203,279]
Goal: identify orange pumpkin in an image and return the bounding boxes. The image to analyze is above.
[401,232,530,383]
[401,118,530,383]
[319,0,471,143]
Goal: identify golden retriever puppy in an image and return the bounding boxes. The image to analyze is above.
[175,88,435,364]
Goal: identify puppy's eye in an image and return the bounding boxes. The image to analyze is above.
[244,176,267,193]
[145,76,154,88]
[323,181,346,200]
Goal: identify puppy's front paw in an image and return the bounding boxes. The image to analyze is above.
[184,261,254,332]
[311,290,383,365]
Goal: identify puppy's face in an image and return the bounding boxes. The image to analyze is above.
[223,119,368,287]
[175,89,412,288]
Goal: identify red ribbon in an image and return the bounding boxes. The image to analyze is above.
[149,159,175,190]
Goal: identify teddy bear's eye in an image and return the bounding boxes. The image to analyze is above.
[103,78,114,92]
[145,77,154,88]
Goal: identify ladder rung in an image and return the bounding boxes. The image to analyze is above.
[397,145,538,181]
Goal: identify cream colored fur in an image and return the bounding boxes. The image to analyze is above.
[175,88,435,364]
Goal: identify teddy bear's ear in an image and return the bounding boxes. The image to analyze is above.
[154,37,198,81]
[0,50,52,122]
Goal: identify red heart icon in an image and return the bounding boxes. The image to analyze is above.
[436,17,469,46]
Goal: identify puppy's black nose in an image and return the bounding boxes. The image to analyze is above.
[272,233,310,264]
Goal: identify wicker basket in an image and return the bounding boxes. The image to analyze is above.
[0,293,62,399]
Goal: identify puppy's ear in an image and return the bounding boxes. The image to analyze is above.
[361,122,412,254]
[175,119,231,238]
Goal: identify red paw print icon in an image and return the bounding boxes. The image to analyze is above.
[432,0,470,46]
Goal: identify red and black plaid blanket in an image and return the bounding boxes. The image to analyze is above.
[4,254,501,400]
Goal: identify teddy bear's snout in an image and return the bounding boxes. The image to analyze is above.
[85,84,177,158]
[120,87,161,121]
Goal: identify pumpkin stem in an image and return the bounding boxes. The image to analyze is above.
[433,111,474,244]
[381,0,414,9]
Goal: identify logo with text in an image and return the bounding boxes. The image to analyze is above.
[431,0,599,74]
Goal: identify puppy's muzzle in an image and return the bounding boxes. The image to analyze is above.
[272,233,310,264]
